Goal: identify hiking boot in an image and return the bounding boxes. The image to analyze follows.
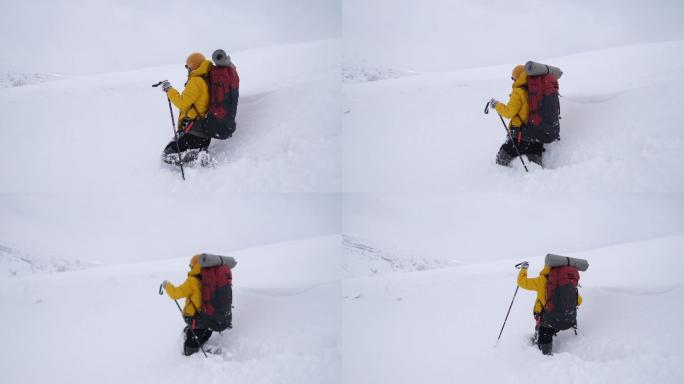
[162,152,181,166]
[496,149,514,166]
[538,342,553,355]
[184,345,199,356]
[527,154,543,167]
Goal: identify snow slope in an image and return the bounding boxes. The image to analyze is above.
[0,0,341,76]
[343,0,684,73]
[343,193,684,269]
[0,236,341,384]
[0,193,340,267]
[343,234,684,384]
[343,40,684,193]
[0,40,340,193]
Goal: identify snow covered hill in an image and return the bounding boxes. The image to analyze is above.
[343,235,684,384]
[343,40,684,193]
[0,236,341,384]
[0,40,340,193]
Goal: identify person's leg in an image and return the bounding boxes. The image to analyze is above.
[524,141,544,167]
[196,328,212,345]
[162,133,194,164]
[178,135,212,163]
[496,140,517,166]
[183,326,200,356]
[162,134,211,164]
[537,326,555,355]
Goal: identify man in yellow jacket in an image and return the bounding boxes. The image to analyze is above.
[489,65,545,167]
[517,262,582,355]
[159,52,213,165]
[162,254,212,356]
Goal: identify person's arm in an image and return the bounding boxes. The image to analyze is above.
[167,78,203,112]
[495,89,522,120]
[517,268,545,292]
[165,278,194,300]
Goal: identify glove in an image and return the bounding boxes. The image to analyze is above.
[489,98,499,109]
[159,280,170,295]
[515,261,529,270]
[161,81,172,92]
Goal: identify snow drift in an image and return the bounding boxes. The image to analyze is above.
[0,40,340,193]
[0,236,341,384]
[344,235,684,384]
[343,40,684,193]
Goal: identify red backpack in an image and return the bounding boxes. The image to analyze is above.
[204,64,240,140]
[543,266,579,330]
[199,254,236,332]
[521,61,562,143]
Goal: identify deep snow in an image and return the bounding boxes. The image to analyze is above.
[343,235,684,384]
[1,1,684,383]
[0,40,340,193]
[0,236,341,384]
[343,40,684,193]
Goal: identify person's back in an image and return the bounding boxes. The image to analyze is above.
[517,262,582,355]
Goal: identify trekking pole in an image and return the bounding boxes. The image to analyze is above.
[152,81,185,181]
[496,285,519,346]
[484,101,529,173]
[158,283,207,358]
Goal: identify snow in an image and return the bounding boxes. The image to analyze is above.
[343,40,684,193]
[2,0,684,383]
[0,40,340,193]
[343,235,684,384]
[0,236,341,384]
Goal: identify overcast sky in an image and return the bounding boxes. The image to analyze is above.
[0,0,341,75]
[343,0,684,72]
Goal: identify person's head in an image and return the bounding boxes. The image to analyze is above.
[189,254,201,269]
[185,52,206,73]
[511,65,525,81]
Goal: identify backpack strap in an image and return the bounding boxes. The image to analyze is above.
[188,74,210,120]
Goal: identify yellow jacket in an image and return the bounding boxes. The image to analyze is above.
[495,71,529,128]
[517,266,582,314]
[164,262,202,317]
[167,59,212,131]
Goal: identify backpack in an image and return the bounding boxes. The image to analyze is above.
[522,61,561,144]
[543,265,579,330]
[203,63,240,140]
[199,254,237,332]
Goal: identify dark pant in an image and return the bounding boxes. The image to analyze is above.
[184,326,212,348]
[496,131,544,167]
[163,132,211,155]
[535,313,555,354]
[183,316,212,356]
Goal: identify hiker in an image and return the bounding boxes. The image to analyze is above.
[159,52,213,164]
[161,254,212,356]
[517,261,583,355]
[489,65,544,167]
